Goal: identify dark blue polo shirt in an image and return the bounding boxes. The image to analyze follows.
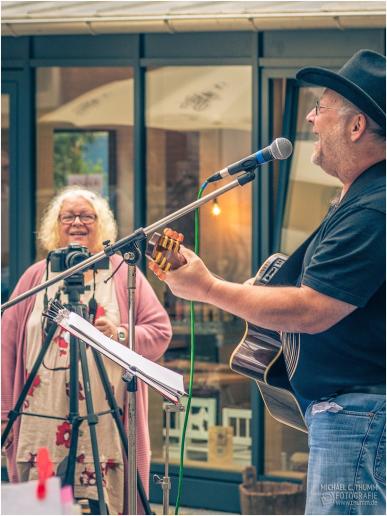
[287,161,386,405]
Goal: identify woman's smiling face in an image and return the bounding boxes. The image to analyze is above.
[58,196,99,253]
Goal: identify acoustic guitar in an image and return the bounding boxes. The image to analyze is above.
[146,231,307,433]
[229,253,307,433]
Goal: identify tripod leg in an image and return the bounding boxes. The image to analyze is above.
[92,349,152,515]
[1,322,58,446]
[63,333,81,487]
[78,340,107,515]
[63,417,82,487]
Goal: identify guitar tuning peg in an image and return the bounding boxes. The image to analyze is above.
[146,230,187,272]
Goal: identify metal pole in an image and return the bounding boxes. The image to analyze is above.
[154,403,185,515]
[126,260,137,515]
[164,409,171,516]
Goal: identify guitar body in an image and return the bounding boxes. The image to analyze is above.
[230,253,307,433]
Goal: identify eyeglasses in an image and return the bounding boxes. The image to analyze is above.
[314,99,342,116]
[59,213,97,225]
[314,99,357,116]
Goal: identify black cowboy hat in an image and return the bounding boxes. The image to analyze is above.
[296,49,386,128]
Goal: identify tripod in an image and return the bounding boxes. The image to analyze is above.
[1,269,151,515]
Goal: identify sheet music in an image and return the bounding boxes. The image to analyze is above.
[56,310,186,403]
[2,477,64,515]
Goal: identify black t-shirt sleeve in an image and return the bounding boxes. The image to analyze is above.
[302,208,386,307]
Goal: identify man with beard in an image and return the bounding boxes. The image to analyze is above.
[149,49,386,515]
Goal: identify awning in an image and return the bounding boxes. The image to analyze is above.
[39,66,252,131]
[2,1,385,36]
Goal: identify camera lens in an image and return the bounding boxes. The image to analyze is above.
[65,249,90,269]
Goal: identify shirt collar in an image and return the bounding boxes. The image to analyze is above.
[340,160,385,205]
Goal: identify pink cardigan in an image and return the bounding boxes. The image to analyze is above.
[1,254,172,511]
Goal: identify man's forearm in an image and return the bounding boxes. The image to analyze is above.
[206,279,315,333]
[156,247,355,333]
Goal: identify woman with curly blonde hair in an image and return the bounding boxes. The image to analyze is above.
[38,186,117,253]
[2,187,172,514]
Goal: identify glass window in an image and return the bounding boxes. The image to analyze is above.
[281,87,342,254]
[36,67,134,258]
[264,85,341,479]
[146,66,255,470]
[146,66,252,472]
[1,94,10,301]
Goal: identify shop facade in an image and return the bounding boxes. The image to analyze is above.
[1,5,385,511]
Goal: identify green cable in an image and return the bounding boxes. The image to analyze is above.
[174,180,208,515]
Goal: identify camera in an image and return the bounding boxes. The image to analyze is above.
[50,243,109,272]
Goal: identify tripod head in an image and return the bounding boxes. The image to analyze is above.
[61,272,90,305]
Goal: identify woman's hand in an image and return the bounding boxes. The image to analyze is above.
[94,316,119,340]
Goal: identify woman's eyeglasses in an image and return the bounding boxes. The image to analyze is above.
[59,213,97,225]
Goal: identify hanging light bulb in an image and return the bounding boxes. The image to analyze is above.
[212,198,221,216]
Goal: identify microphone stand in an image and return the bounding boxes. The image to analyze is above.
[1,171,256,313]
[121,247,140,515]
[1,169,256,515]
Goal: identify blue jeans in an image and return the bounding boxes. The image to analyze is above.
[304,393,386,515]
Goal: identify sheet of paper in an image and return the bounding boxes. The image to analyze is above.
[58,311,186,400]
[1,477,63,515]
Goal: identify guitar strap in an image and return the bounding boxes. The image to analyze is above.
[267,224,322,287]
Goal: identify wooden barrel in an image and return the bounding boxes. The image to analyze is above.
[239,467,306,515]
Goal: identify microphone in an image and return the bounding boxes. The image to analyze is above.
[207,137,293,183]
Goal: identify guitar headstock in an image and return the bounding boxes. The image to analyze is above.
[146,228,186,272]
